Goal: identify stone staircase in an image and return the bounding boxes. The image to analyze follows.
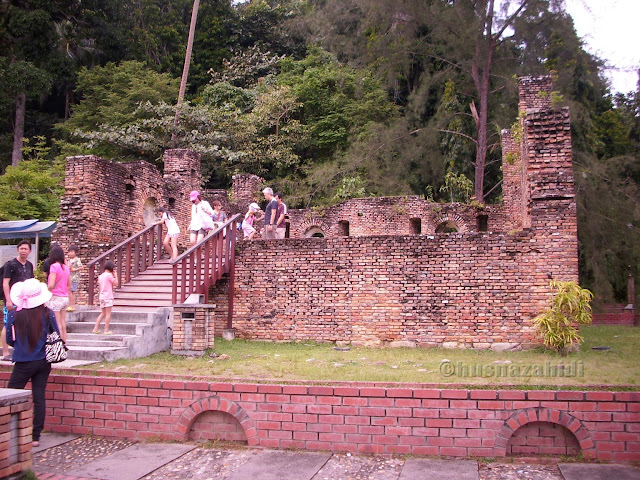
[66,261,179,362]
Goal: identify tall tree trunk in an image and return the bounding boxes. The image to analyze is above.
[172,0,200,143]
[11,92,26,166]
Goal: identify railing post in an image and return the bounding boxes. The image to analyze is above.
[227,219,236,329]
[181,258,187,303]
[142,231,148,272]
[116,248,123,288]
[88,263,95,305]
[125,242,132,284]
[156,223,163,262]
[133,237,140,276]
[172,262,178,304]
[204,237,211,301]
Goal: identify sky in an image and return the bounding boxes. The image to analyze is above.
[564,0,640,94]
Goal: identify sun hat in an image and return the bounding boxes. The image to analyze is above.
[189,190,200,201]
[10,278,52,311]
[249,202,260,212]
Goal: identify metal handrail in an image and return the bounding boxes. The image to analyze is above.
[171,214,241,312]
[86,223,163,305]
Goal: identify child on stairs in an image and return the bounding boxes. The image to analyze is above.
[93,261,118,335]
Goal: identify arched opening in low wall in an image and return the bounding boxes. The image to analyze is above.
[189,410,248,444]
[494,408,595,459]
[175,395,259,446]
[507,421,580,456]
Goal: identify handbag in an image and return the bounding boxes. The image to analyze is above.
[45,316,68,363]
[200,206,216,231]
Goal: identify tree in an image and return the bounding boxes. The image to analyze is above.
[0,137,64,221]
[174,0,201,137]
[56,61,179,133]
[0,2,64,165]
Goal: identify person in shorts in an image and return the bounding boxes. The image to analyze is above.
[46,244,71,342]
[188,190,215,245]
[93,261,118,335]
[66,245,83,311]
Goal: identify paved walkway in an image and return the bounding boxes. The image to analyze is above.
[31,433,640,480]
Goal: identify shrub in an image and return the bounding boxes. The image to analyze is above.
[533,281,593,356]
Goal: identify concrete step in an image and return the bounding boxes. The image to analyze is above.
[70,311,153,324]
[68,322,143,335]
[114,289,171,303]
[65,307,173,362]
[66,345,131,362]
[113,300,173,308]
[66,338,135,348]
[66,332,138,343]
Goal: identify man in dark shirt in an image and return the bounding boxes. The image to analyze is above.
[2,240,35,361]
[262,187,278,240]
[275,193,287,240]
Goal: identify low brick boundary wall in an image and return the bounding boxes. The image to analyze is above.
[1,370,638,462]
[0,388,33,478]
[592,305,638,326]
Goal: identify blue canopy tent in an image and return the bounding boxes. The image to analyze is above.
[0,220,57,266]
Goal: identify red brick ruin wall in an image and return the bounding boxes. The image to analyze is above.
[52,149,201,303]
[1,370,637,462]
[226,226,575,348]
[287,198,509,238]
[217,75,578,348]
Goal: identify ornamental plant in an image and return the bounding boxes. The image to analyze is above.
[533,281,593,356]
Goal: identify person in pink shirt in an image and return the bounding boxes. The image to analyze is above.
[47,244,71,342]
[93,261,118,335]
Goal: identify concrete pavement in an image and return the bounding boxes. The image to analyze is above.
[30,433,640,480]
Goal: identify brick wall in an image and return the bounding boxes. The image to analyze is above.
[222,226,576,348]
[286,198,509,239]
[1,370,637,462]
[0,389,32,478]
[592,304,638,326]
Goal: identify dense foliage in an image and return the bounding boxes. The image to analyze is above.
[0,0,637,304]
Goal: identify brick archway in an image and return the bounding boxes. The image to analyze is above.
[176,395,259,446]
[494,408,595,458]
[427,212,470,233]
[296,217,331,238]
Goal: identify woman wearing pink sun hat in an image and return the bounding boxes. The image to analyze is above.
[5,278,61,447]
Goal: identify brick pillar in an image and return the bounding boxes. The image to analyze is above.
[520,76,577,282]
[518,75,553,111]
[163,149,202,242]
[0,389,33,478]
[231,174,263,214]
[172,304,216,355]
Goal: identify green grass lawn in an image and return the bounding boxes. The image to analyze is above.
[79,325,640,388]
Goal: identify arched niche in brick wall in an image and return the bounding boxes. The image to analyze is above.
[435,220,459,233]
[432,213,470,234]
[296,217,331,238]
[506,421,580,457]
[176,395,259,446]
[142,197,159,227]
[189,410,248,444]
[494,408,595,459]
